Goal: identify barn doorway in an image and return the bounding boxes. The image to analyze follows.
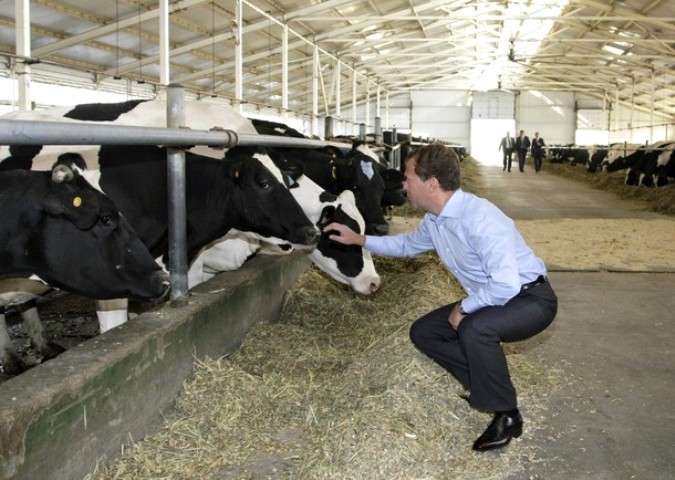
[470,118,516,166]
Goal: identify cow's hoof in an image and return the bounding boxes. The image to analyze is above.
[2,351,31,375]
[39,341,67,360]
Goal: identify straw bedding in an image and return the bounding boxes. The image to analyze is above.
[86,156,671,479]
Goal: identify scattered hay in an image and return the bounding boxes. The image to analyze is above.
[545,163,675,216]
[88,254,567,480]
[86,156,569,479]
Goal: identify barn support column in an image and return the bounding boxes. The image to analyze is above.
[234,0,243,114]
[166,85,188,300]
[158,0,170,86]
[335,60,341,135]
[15,0,31,110]
[365,79,371,136]
[325,116,334,139]
[352,68,357,135]
[312,46,319,137]
[359,123,366,141]
[281,24,289,123]
[374,117,382,146]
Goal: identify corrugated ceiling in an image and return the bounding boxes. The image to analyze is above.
[0,0,673,120]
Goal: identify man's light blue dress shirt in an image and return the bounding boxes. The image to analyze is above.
[364,189,547,314]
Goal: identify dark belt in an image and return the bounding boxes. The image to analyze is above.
[520,275,548,293]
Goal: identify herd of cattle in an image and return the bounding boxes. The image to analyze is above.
[547,141,675,187]
[0,99,419,375]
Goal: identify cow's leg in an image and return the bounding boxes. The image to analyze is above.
[0,311,29,375]
[20,301,66,360]
[95,299,129,333]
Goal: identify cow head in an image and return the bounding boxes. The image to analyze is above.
[0,166,169,301]
[313,190,381,294]
[330,153,389,236]
[222,147,319,249]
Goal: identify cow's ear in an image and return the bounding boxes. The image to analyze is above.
[278,159,304,188]
[226,159,244,182]
[316,205,336,229]
[46,177,101,230]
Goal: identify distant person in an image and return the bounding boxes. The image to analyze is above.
[499,132,515,172]
[531,132,546,173]
[514,130,531,173]
[323,144,558,452]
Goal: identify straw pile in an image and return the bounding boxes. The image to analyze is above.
[89,254,566,480]
[87,158,568,479]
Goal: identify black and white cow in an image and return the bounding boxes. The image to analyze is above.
[345,140,407,209]
[1,104,319,330]
[586,147,610,173]
[625,141,674,186]
[601,143,644,172]
[654,143,675,186]
[1,99,381,324]
[56,100,381,294]
[0,164,169,374]
[249,119,391,235]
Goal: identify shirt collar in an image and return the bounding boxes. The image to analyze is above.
[428,189,465,221]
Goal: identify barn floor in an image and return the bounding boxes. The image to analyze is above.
[475,164,675,479]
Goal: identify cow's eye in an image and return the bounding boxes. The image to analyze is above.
[258,178,271,190]
[100,215,113,225]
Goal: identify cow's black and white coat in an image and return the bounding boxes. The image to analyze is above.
[1,99,381,333]
[0,164,168,374]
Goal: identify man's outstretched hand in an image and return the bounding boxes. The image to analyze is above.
[322,222,366,246]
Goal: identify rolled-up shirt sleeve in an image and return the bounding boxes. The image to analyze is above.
[364,218,435,257]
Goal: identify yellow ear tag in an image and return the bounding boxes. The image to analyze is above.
[72,196,82,208]
[331,165,337,179]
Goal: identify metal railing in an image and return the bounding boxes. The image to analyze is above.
[0,86,353,300]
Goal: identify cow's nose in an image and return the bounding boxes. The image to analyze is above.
[301,226,319,245]
[373,223,390,236]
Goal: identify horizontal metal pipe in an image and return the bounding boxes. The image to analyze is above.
[0,119,353,150]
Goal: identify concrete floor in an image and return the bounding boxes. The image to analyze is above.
[476,165,675,480]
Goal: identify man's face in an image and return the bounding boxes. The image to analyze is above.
[403,159,430,210]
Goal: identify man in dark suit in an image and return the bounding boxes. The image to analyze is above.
[514,130,531,172]
[531,132,546,172]
[499,132,515,172]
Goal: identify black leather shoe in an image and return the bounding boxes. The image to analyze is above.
[472,412,523,451]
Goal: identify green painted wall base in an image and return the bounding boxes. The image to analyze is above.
[0,252,310,480]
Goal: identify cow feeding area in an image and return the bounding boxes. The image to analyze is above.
[8,156,675,478]
[85,158,569,479]
[87,253,567,480]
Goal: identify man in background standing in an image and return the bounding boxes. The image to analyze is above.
[515,130,531,173]
[499,132,515,172]
[531,132,546,173]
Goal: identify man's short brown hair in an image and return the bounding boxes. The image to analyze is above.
[407,144,461,191]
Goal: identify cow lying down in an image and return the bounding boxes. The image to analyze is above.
[0,165,169,374]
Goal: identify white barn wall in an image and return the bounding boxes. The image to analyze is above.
[516,91,575,146]
[411,90,471,146]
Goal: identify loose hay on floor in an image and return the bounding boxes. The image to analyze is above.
[88,250,568,480]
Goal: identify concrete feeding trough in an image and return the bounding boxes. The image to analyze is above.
[0,253,310,480]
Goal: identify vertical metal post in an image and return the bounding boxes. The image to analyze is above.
[15,0,31,110]
[359,123,366,141]
[166,85,188,300]
[374,116,382,146]
[325,116,334,139]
